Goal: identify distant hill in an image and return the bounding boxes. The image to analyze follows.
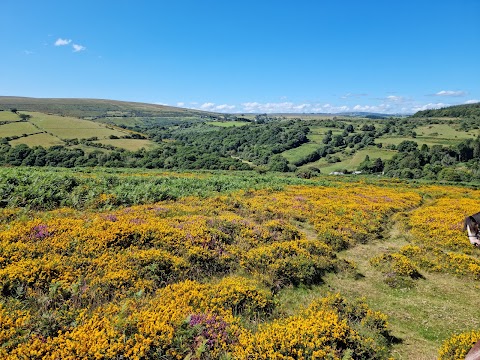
[411,102,480,118]
[0,96,218,126]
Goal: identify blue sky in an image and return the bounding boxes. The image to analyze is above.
[1,0,479,114]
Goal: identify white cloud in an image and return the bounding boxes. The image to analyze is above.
[197,102,236,112]
[385,95,404,102]
[215,104,236,111]
[241,102,313,113]
[340,93,368,99]
[200,102,216,110]
[465,99,479,104]
[54,38,71,46]
[432,90,466,97]
[411,103,448,112]
[176,102,185,107]
[72,44,86,52]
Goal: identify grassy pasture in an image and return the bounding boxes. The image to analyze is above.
[0,121,40,137]
[282,142,321,163]
[281,126,345,163]
[416,123,479,139]
[307,147,396,173]
[25,112,128,139]
[206,121,250,127]
[94,138,157,151]
[0,111,19,122]
[379,124,480,148]
[9,133,65,148]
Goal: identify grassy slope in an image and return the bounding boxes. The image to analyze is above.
[379,124,480,148]
[1,111,158,150]
[0,97,216,125]
[26,111,127,139]
[0,121,40,137]
[0,111,20,122]
[304,147,396,173]
[9,133,65,147]
[205,121,251,127]
[281,126,344,163]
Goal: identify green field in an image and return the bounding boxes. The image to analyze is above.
[379,124,480,148]
[206,121,250,127]
[0,121,40,137]
[94,138,158,151]
[307,147,396,174]
[0,111,19,122]
[9,133,65,148]
[282,142,320,163]
[25,112,128,139]
[281,126,345,163]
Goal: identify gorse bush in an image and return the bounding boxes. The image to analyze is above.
[438,330,480,360]
[0,170,423,358]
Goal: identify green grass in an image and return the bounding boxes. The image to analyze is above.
[379,124,480,148]
[0,111,19,121]
[277,213,480,360]
[94,138,158,151]
[9,133,65,148]
[281,126,345,163]
[306,147,396,173]
[206,121,250,127]
[0,121,40,137]
[282,143,321,163]
[26,112,129,139]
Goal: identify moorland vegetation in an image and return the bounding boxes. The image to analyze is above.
[0,168,479,359]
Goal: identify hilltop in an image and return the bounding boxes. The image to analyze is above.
[411,102,480,118]
[0,96,219,127]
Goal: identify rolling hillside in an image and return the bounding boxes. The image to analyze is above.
[0,96,219,127]
[411,102,480,118]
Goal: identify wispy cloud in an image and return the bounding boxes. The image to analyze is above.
[340,93,368,99]
[465,99,479,104]
[54,38,71,46]
[197,102,236,112]
[411,102,448,112]
[241,102,313,113]
[385,95,405,102]
[72,44,86,52]
[431,90,466,97]
[23,50,34,55]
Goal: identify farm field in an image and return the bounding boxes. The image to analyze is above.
[0,168,479,359]
[281,126,346,164]
[0,111,19,122]
[26,112,128,139]
[378,124,480,148]
[306,147,397,174]
[9,133,65,148]
[206,121,250,127]
[94,139,158,151]
[0,121,40,137]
